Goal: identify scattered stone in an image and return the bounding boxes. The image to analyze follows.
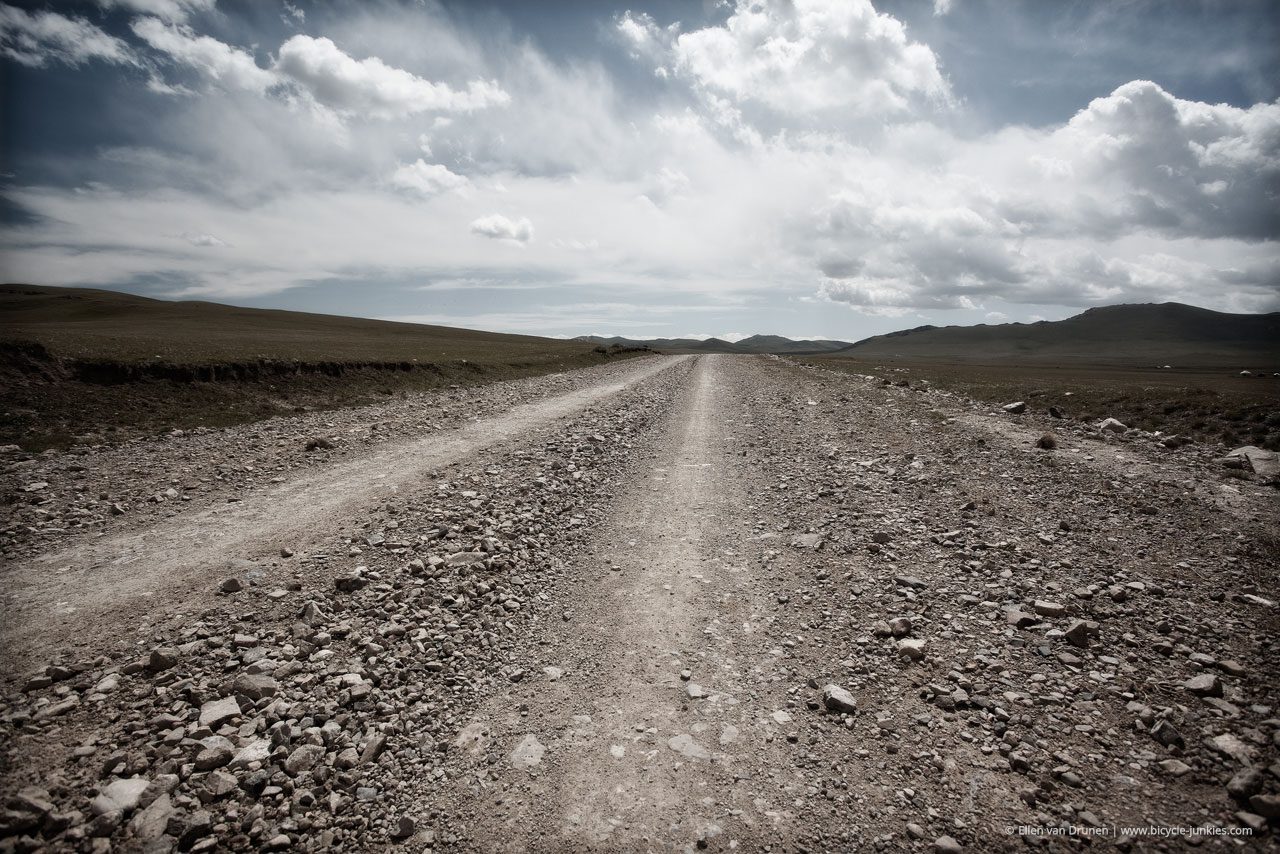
[1002,401,1026,414]
[218,577,243,594]
[1035,432,1057,450]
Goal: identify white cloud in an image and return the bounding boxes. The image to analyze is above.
[274,35,509,119]
[933,0,954,16]
[95,0,214,23]
[0,6,136,68]
[132,17,276,93]
[469,214,534,245]
[391,160,470,195]
[622,0,952,120]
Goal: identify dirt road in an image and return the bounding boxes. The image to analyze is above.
[2,355,1278,852]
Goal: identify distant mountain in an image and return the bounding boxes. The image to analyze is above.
[833,302,1280,367]
[573,334,852,354]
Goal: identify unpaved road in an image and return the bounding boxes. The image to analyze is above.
[2,354,1278,852]
[0,355,681,678]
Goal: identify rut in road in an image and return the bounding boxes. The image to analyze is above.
[449,355,799,852]
[0,356,683,678]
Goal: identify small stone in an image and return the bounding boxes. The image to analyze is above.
[232,673,278,701]
[147,647,179,672]
[888,616,912,637]
[219,577,243,594]
[1248,794,1280,818]
[896,639,926,661]
[1227,769,1264,802]
[1064,620,1090,648]
[284,744,325,775]
[510,734,545,768]
[685,683,707,699]
[193,746,233,771]
[933,835,963,854]
[822,684,857,715]
[391,816,417,839]
[100,778,149,813]
[1033,600,1066,618]
[1099,417,1128,433]
[198,696,241,729]
[1002,401,1026,414]
[1184,673,1223,697]
[334,574,367,593]
[1151,720,1184,748]
[1159,759,1192,777]
[1035,432,1057,450]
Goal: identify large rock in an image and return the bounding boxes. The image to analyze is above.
[1217,446,1280,481]
[284,744,325,775]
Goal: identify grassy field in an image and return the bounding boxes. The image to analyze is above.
[0,285,645,450]
[808,356,1280,451]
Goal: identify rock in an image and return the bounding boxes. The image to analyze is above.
[888,616,912,637]
[1151,720,1184,748]
[1218,446,1280,480]
[128,793,173,843]
[100,778,149,813]
[1184,673,1223,697]
[1158,759,1192,776]
[305,437,333,451]
[510,734,545,768]
[1099,417,1128,434]
[790,532,823,549]
[391,816,417,839]
[933,835,963,854]
[147,647,179,672]
[667,734,711,761]
[896,639,926,661]
[198,696,241,729]
[822,684,858,715]
[229,739,271,769]
[175,809,214,850]
[685,683,707,699]
[1227,769,1264,803]
[218,577,243,594]
[193,745,233,771]
[232,673,278,701]
[1248,794,1280,818]
[1035,432,1057,450]
[1048,405,1065,419]
[1064,620,1091,648]
[334,574,367,593]
[1002,401,1026,414]
[1033,600,1066,618]
[1005,609,1038,629]
[1208,733,1255,764]
[1235,811,1266,833]
[284,744,325,775]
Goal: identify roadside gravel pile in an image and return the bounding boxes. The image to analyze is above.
[0,357,656,563]
[741,358,1279,849]
[0,361,691,852]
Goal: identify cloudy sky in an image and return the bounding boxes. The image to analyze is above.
[1,0,1277,341]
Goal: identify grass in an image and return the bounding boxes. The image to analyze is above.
[0,285,646,450]
[808,356,1280,451]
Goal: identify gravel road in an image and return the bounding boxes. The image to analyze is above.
[2,354,1277,852]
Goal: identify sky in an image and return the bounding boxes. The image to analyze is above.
[1,0,1277,342]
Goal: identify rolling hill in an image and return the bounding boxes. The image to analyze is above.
[574,334,852,354]
[833,302,1280,367]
